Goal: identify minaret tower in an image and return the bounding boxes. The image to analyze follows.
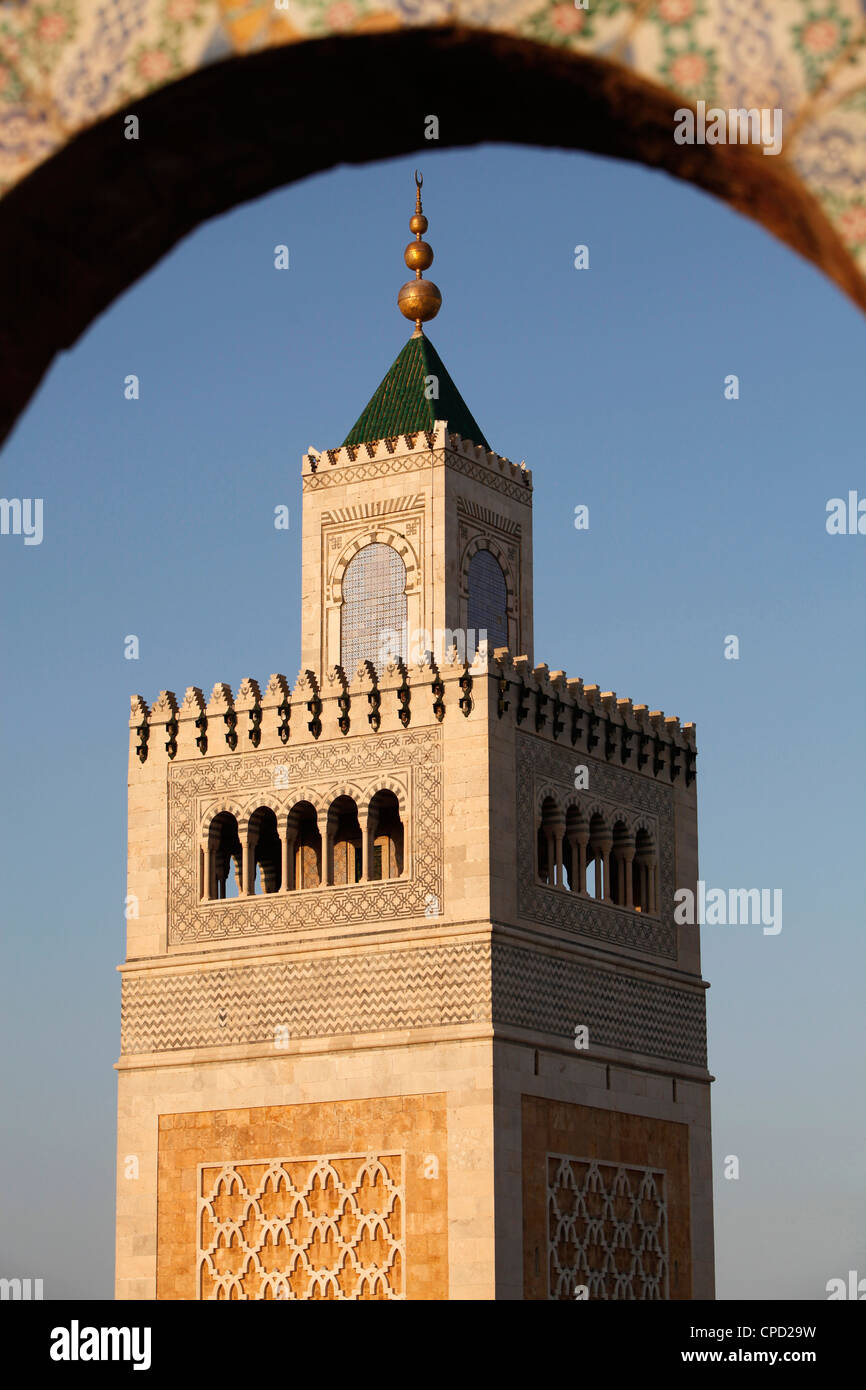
[116,176,714,1301]
[301,172,533,679]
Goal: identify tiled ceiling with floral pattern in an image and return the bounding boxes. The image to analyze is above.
[2,0,865,294]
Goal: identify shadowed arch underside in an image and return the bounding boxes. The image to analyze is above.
[2,25,862,449]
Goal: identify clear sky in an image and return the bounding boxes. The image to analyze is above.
[1,142,863,1300]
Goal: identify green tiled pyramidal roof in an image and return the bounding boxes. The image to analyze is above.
[342,333,491,450]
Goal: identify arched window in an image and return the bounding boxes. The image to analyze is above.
[207,811,242,900]
[467,549,508,653]
[288,801,321,890]
[367,790,404,880]
[249,806,281,895]
[341,543,407,674]
[327,796,363,885]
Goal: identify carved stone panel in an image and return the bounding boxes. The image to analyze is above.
[198,1153,405,1300]
[547,1155,668,1300]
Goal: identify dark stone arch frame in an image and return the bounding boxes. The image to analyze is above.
[1,25,860,449]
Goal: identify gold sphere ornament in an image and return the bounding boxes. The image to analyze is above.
[398,277,442,325]
[404,239,434,272]
[398,170,442,333]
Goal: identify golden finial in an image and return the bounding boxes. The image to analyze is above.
[398,170,442,336]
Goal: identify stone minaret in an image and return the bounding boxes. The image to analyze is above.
[116,177,714,1301]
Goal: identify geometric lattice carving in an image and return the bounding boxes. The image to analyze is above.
[168,728,442,943]
[517,734,677,958]
[198,1155,404,1301]
[492,944,707,1067]
[547,1156,668,1301]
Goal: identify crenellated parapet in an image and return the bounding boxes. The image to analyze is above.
[302,422,533,498]
[490,650,696,790]
[130,651,470,768]
[129,645,696,789]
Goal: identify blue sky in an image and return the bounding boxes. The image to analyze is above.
[1,143,863,1300]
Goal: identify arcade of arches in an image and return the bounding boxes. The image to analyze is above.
[203,789,404,900]
[537,795,658,915]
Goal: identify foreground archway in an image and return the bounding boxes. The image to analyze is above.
[2,21,864,447]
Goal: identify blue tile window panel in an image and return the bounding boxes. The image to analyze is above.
[467,549,508,653]
[341,543,408,673]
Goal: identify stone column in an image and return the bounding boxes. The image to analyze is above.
[576,838,587,894]
[241,830,257,896]
[567,815,589,895]
[543,826,555,885]
[360,807,371,883]
[594,825,613,903]
[636,839,655,913]
[325,808,337,886]
[280,827,291,893]
[205,844,216,901]
[551,810,566,888]
[620,832,636,908]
